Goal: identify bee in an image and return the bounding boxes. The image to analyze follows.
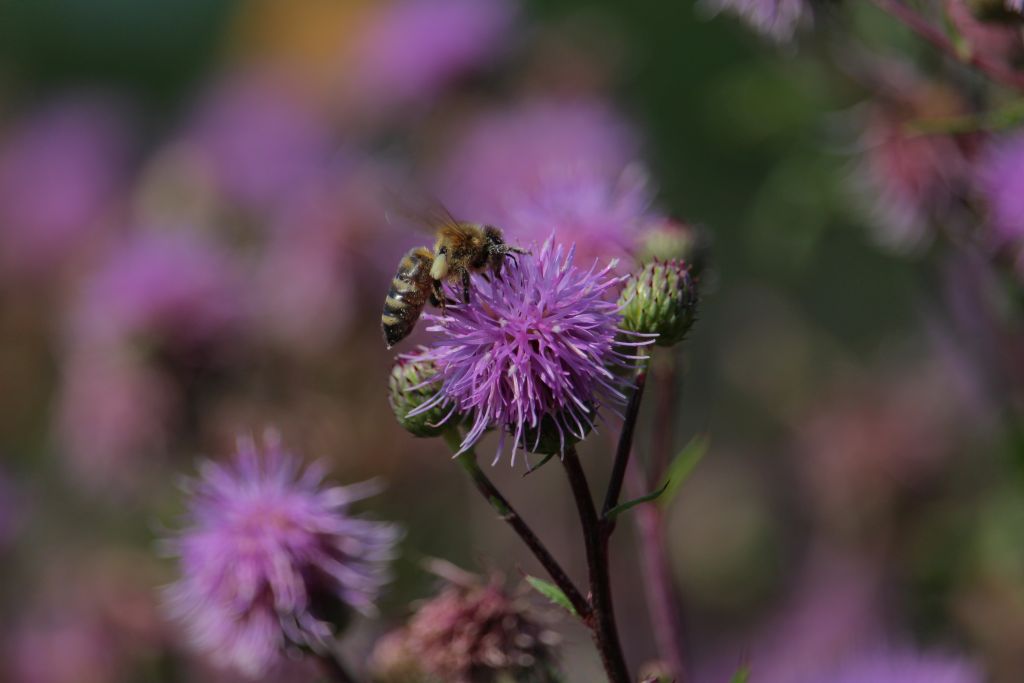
[381,219,527,348]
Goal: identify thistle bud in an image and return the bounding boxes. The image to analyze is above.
[389,349,452,438]
[619,259,699,347]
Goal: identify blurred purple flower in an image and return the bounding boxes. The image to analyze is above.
[0,95,131,282]
[187,71,329,210]
[69,230,246,352]
[706,0,808,42]
[976,129,1024,246]
[344,0,516,112]
[164,434,400,677]
[815,649,982,683]
[437,99,659,265]
[411,239,649,461]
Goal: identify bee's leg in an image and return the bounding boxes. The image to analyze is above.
[433,280,447,316]
[462,270,471,304]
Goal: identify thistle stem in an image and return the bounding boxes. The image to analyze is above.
[868,0,1024,91]
[443,429,592,620]
[631,352,689,681]
[634,503,689,682]
[602,367,648,521]
[562,445,631,683]
[317,650,359,683]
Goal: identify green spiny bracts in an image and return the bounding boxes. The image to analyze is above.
[619,259,699,347]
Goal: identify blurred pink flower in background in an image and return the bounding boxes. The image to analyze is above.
[792,355,977,526]
[0,95,132,283]
[437,98,660,264]
[68,230,247,352]
[186,71,330,212]
[56,351,175,491]
[342,0,516,113]
[852,83,971,253]
[4,554,163,683]
[945,0,1023,65]
[56,230,248,491]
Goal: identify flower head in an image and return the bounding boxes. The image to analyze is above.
[164,434,401,677]
[370,575,561,683]
[410,239,649,462]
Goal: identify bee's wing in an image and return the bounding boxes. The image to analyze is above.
[382,185,466,239]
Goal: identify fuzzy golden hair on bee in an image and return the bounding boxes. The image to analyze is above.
[381,214,528,348]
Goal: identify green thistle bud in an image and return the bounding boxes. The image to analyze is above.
[389,349,451,438]
[619,259,699,347]
[638,220,709,278]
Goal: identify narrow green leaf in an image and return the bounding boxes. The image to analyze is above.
[660,434,710,508]
[605,480,670,520]
[729,665,751,683]
[525,575,578,616]
[523,452,556,477]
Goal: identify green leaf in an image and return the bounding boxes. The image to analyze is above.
[660,434,710,508]
[525,575,578,616]
[729,665,751,683]
[605,480,670,520]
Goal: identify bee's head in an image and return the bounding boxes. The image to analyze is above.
[483,225,505,251]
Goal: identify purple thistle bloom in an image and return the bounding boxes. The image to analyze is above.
[976,130,1024,246]
[164,434,401,677]
[411,239,651,462]
[705,0,809,42]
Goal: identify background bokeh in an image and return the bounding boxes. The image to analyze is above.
[0,0,1021,681]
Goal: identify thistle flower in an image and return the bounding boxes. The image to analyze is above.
[410,239,650,462]
[370,576,561,683]
[705,0,809,42]
[164,434,401,677]
[619,259,700,347]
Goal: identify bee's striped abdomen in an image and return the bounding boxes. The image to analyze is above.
[382,247,434,348]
